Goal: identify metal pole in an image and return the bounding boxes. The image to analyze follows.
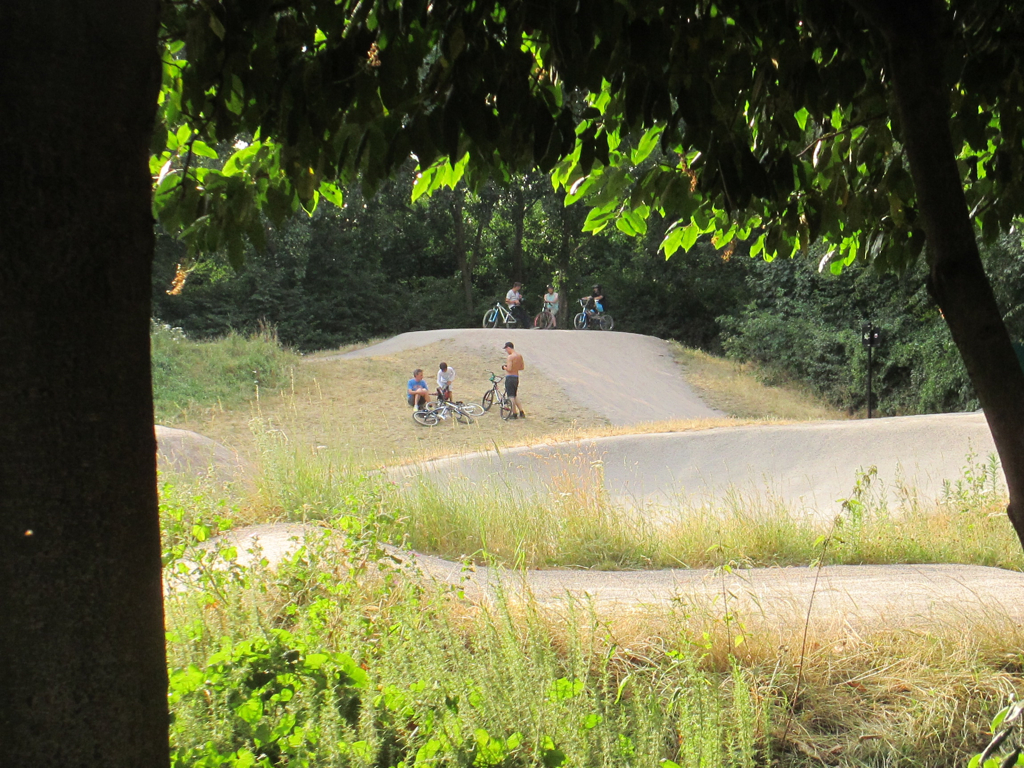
[866,341,873,419]
[862,322,879,419]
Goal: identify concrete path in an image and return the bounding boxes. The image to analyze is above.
[332,328,723,424]
[338,330,1000,515]
[178,329,1020,632]
[203,523,1024,635]
[402,411,997,517]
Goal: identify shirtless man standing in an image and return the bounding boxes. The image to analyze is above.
[501,341,526,419]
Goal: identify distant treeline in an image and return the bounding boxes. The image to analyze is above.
[153,171,1024,417]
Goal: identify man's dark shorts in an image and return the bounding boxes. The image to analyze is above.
[504,375,519,398]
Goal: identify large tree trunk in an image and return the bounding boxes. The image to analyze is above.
[0,3,169,767]
[855,0,1024,546]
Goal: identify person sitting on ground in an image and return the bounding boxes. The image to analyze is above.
[542,284,559,327]
[407,369,431,408]
[506,281,529,326]
[436,362,456,401]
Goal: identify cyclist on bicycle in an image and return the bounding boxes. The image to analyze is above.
[506,281,529,326]
[436,362,456,401]
[543,284,559,327]
[587,284,606,315]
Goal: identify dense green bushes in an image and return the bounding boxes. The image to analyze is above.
[718,255,977,415]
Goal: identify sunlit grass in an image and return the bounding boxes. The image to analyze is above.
[161,482,1024,768]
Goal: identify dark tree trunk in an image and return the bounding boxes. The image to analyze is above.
[852,0,1024,546]
[449,191,475,315]
[0,3,168,767]
[509,186,527,281]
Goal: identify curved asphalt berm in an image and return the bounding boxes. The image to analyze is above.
[332,328,724,424]
[202,523,1024,634]
[341,330,1000,516]
[403,411,997,517]
[181,329,1022,632]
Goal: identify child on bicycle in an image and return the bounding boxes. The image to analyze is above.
[587,284,606,315]
[436,362,455,401]
[543,284,559,327]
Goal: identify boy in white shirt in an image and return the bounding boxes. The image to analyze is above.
[437,362,456,401]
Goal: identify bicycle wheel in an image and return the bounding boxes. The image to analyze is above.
[573,312,587,330]
[413,410,439,426]
[499,397,514,420]
[482,309,497,328]
[454,407,475,424]
[482,389,495,411]
[599,314,615,331]
[460,402,485,417]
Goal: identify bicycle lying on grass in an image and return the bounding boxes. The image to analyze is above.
[573,296,615,331]
[413,388,485,426]
[481,371,514,420]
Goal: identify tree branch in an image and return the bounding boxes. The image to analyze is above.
[796,113,885,158]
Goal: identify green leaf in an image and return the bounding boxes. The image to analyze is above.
[190,140,219,159]
[992,706,1013,732]
[615,216,637,236]
[319,181,344,208]
[208,12,226,40]
[582,207,615,233]
[679,222,700,252]
[794,107,809,131]
[547,678,584,701]
[235,697,263,725]
[631,126,664,165]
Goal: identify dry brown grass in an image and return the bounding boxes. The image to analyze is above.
[669,342,846,422]
[426,577,1024,767]
[178,336,848,469]
[179,340,608,467]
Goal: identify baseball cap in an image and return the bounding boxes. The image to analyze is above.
[503,341,514,349]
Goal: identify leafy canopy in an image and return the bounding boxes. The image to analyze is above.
[154,0,1024,271]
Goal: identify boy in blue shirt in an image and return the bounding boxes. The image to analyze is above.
[407,369,431,408]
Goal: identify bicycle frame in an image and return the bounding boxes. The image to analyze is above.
[483,300,524,328]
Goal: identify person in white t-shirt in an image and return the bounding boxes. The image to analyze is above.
[436,362,456,401]
[505,281,529,326]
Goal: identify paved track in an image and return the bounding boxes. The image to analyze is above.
[206,524,1024,634]
[335,328,723,424]
[343,330,1000,515]
[175,329,1023,631]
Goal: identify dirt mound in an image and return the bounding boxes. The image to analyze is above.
[156,425,253,484]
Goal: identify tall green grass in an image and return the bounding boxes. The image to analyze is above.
[239,420,1023,571]
[161,483,1024,768]
[162,496,767,768]
[152,322,302,424]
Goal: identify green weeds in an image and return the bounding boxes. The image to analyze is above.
[152,322,303,424]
